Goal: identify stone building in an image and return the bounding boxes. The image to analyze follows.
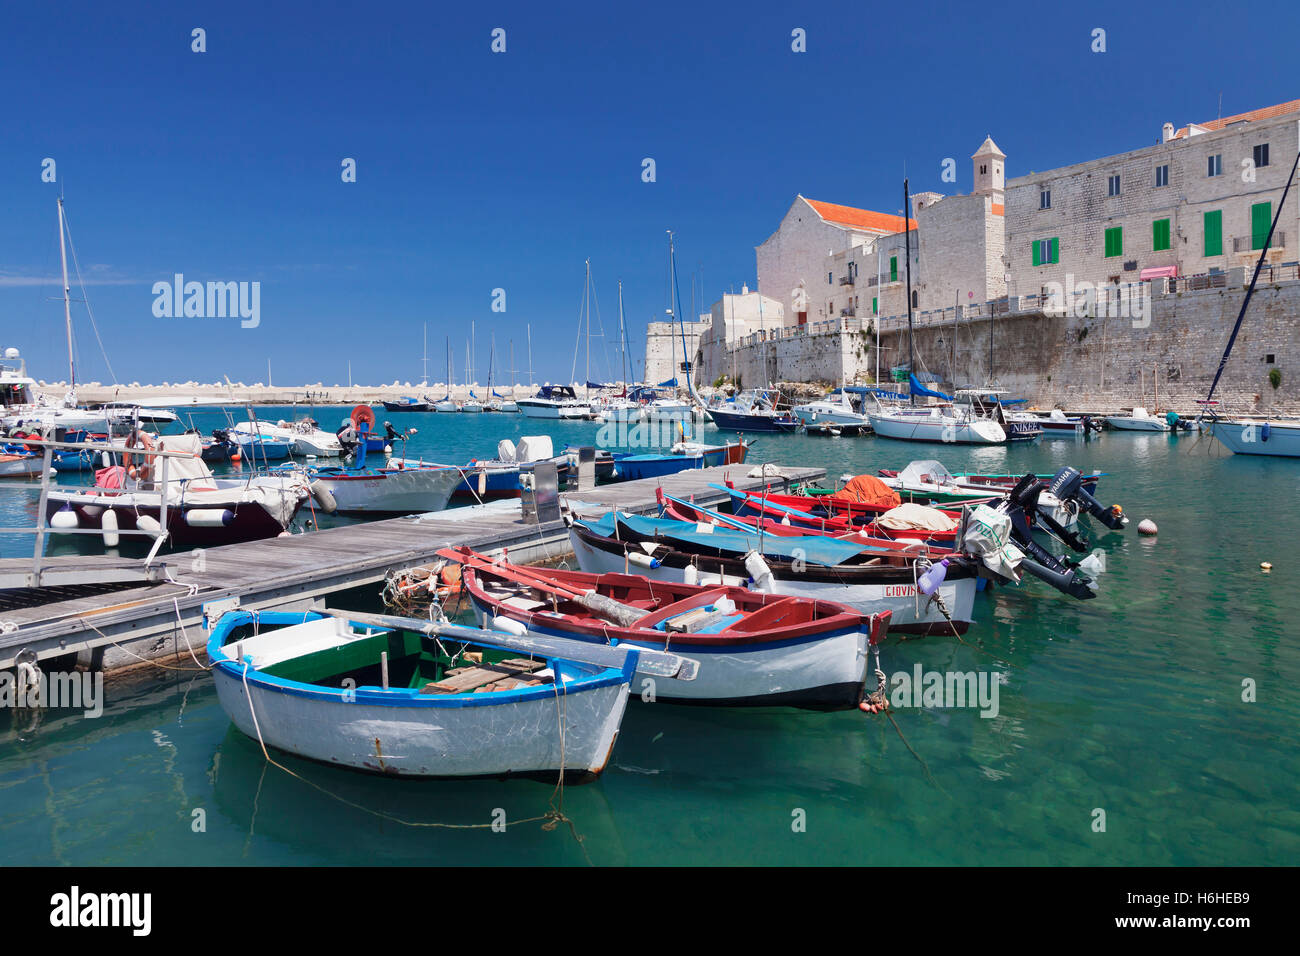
[644,317,709,385]
[755,197,912,328]
[694,288,785,385]
[1005,99,1300,305]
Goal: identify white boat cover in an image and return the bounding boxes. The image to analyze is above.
[516,435,554,462]
[156,433,218,490]
[962,504,1024,581]
[897,460,954,487]
[497,439,517,462]
[876,502,958,532]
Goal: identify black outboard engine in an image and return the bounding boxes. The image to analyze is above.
[1049,467,1127,531]
[993,469,1128,600]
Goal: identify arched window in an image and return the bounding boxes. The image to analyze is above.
[911,290,919,309]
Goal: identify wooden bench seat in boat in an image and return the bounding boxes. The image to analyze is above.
[420,658,548,695]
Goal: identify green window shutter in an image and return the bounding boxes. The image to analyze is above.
[889,256,898,282]
[1104,226,1122,258]
[1049,237,1059,264]
[1153,218,1170,252]
[1031,241,1041,267]
[1252,202,1272,250]
[872,297,878,315]
[1204,210,1222,257]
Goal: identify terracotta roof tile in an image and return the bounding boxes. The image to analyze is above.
[1172,99,1300,139]
[803,198,915,233]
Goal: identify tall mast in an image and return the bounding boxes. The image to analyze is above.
[422,323,428,387]
[57,198,75,399]
[617,279,627,390]
[585,259,591,399]
[904,178,914,406]
[527,323,533,387]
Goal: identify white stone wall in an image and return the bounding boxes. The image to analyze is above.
[756,197,875,327]
[645,319,708,385]
[1006,114,1300,299]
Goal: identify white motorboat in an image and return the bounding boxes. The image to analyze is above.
[793,390,872,428]
[868,396,1006,444]
[518,385,591,419]
[231,418,342,457]
[1105,407,1170,432]
[304,459,463,514]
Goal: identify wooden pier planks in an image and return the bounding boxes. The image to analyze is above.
[0,465,824,668]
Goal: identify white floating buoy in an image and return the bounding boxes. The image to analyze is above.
[1138,518,1158,536]
[135,514,161,534]
[50,505,80,531]
[101,509,120,547]
[1261,562,1273,573]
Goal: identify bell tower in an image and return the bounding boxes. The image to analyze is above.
[972,136,1006,204]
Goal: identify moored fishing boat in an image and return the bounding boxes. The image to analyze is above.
[447,547,892,708]
[612,438,748,481]
[301,458,463,515]
[567,511,980,635]
[207,609,688,778]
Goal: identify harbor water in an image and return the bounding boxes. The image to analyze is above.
[1,409,1297,865]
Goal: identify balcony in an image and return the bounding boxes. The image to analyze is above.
[1233,233,1286,253]
[838,274,854,286]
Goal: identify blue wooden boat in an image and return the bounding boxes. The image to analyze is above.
[612,440,748,481]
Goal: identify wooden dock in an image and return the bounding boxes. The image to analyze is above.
[0,465,824,673]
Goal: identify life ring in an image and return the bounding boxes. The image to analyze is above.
[350,405,376,432]
[124,431,156,481]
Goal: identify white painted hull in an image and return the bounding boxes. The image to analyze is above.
[869,411,1005,444]
[568,528,976,635]
[793,403,871,427]
[0,455,43,477]
[1106,416,1168,431]
[232,422,342,457]
[212,665,629,777]
[1208,420,1300,457]
[468,598,869,705]
[311,465,462,513]
[518,400,591,419]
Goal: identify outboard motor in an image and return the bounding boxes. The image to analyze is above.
[1049,467,1127,531]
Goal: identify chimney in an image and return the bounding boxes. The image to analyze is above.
[1162,122,1175,143]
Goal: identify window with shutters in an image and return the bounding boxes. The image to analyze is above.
[1040,189,1051,209]
[1252,202,1272,250]
[872,297,878,315]
[890,256,897,282]
[1031,238,1059,265]
[1107,175,1121,196]
[1203,210,1223,257]
[1104,226,1123,258]
[1153,219,1171,252]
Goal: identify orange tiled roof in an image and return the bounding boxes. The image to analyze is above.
[1172,99,1300,139]
[804,198,915,233]
[992,203,1004,216]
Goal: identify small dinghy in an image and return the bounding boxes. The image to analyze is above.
[448,547,891,708]
[208,608,697,779]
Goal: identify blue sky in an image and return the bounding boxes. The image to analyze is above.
[2,0,1296,387]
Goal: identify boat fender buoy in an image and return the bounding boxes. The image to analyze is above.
[628,552,661,570]
[1261,422,1271,442]
[310,480,339,514]
[135,514,162,533]
[1260,562,1272,572]
[1137,518,1158,535]
[683,563,699,586]
[491,615,528,637]
[101,508,120,547]
[185,508,235,528]
[50,505,80,531]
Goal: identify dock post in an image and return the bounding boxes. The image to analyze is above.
[30,445,54,586]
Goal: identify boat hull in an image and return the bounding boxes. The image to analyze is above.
[45,493,300,546]
[1208,420,1300,457]
[568,525,975,635]
[518,400,591,419]
[311,465,462,514]
[1106,416,1168,431]
[211,660,629,778]
[869,412,1005,444]
[706,409,800,432]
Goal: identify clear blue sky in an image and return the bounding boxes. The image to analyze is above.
[2,0,1296,387]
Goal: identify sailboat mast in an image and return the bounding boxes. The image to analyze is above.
[528,324,534,387]
[57,198,75,396]
[617,279,627,389]
[422,323,428,386]
[904,178,914,405]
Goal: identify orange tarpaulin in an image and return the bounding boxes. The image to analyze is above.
[832,475,901,509]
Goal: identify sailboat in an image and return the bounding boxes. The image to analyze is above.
[499,340,519,412]
[1,198,179,432]
[595,280,643,422]
[1201,149,1300,457]
[383,324,434,411]
[519,263,594,419]
[434,337,459,412]
[461,328,484,412]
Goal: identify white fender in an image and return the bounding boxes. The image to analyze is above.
[50,506,80,531]
[491,615,528,636]
[185,508,234,528]
[135,514,162,533]
[101,508,120,547]
[310,480,339,514]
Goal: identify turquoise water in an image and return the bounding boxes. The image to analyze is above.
[2,410,1298,865]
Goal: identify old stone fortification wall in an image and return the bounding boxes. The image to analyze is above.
[709,279,1299,414]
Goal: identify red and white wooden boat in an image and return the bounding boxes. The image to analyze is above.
[443,546,891,709]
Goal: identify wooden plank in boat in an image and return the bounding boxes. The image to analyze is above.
[420,658,545,694]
